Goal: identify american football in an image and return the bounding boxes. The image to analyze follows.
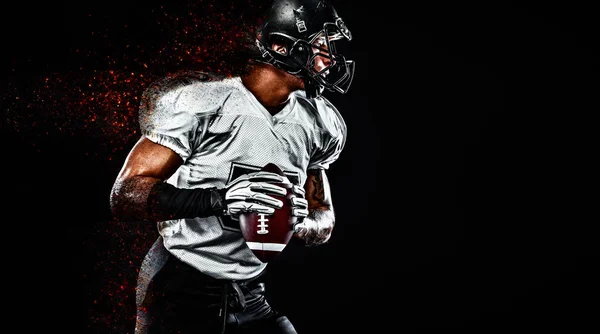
[239,163,298,263]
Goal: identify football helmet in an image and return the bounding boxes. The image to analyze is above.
[255,0,355,98]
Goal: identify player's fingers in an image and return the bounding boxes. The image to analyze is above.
[249,192,284,208]
[228,202,277,215]
[292,207,309,218]
[291,185,305,197]
[250,182,287,196]
[248,171,285,183]
[290,197,308,208]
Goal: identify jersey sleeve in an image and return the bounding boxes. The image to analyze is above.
[138,72,223,161]
[138,85,199,161]
[307,98,347,170]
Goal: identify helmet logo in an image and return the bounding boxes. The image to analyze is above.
[294,6,307,33]
[296,18,307,33]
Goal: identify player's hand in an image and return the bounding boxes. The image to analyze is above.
[290,185,309,220]
[222,171,286,220]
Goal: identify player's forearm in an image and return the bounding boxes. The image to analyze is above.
[110,176,225,223]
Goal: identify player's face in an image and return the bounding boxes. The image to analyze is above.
[311,34,334,75]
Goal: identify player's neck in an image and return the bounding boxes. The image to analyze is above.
[241,64,301,115]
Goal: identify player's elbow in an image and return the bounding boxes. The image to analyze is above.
[109,177,141,222]
[109,180,127,221]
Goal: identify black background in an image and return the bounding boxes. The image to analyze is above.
[2,0,596,333]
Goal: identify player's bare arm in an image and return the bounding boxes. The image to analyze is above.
[110,137,183,222]
[294,168,335,246]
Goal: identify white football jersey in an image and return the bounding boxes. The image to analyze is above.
[139,74,346,280]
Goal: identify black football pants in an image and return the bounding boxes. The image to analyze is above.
[142,255,297,334]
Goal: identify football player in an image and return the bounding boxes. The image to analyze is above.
[109,0,355,333]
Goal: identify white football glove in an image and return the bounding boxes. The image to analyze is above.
[222,171,287,219]
[291,184,314,236]
[290,185,309,220]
